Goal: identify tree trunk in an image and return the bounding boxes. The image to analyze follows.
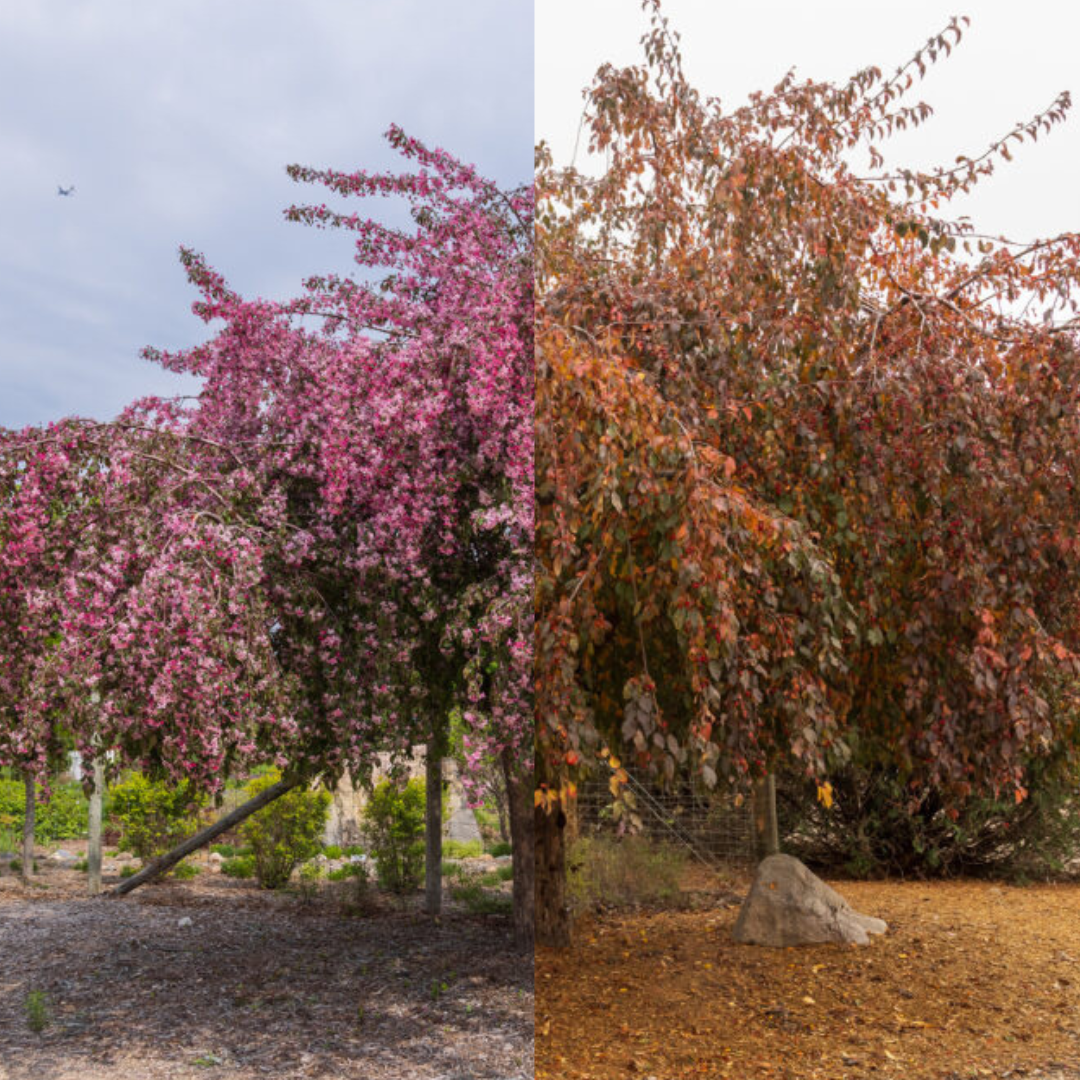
[753,773,780,860]
[110,775,301,896]
[502,749,534,952]
[491,766,511,844]
[535,798,571,947]
[21,770,35,882]
[87,758,105,896]
[425,723,444,917]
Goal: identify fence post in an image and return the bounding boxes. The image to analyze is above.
[753,773,780,859]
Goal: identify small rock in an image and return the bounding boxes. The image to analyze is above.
[178,916,193,928]
[208,852,224,865]
[48,849,78,862]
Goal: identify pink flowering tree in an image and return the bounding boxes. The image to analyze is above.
[1,130,532,943]
[0,416,294,795]
[41,409,295,789]
[139,128,534,941]
[0,421,97,877]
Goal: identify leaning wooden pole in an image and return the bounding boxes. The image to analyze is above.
[110,775,302,896]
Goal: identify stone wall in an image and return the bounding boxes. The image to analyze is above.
[321,750,481,847]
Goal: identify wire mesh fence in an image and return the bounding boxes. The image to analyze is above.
[573,765,758,874]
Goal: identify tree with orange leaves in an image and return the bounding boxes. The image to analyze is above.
[536,2,1080,946]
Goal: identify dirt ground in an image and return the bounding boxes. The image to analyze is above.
[0,857,532,1080]
[536,875,1080,1080]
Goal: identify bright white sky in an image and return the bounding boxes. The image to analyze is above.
[536,0,1080,243]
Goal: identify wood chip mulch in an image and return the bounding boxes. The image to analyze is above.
[537,878,1080,1080]
[0,870,532,1080]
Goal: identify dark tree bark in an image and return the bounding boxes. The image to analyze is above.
[502,749,534,951]
[425,715,444,917]
[21,770,35,883]
[535,799,571,948]
[110,776,301,896]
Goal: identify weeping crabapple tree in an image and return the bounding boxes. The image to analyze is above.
[2,132,533,942]
[37,408,296,785]
[0,414,297,858]
[0,422,100,880]
[133,127,535,942]
[536,2,1080,946]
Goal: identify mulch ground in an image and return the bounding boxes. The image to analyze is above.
[536,877,1080,1080]
[0,860,532,1080]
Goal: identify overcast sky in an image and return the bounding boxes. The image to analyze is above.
[537,0,1079,245]
[0,0,532,428]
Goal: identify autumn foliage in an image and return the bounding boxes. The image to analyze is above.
[536,0,1080,868]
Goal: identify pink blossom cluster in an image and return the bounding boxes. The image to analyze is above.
[1,128,533,794]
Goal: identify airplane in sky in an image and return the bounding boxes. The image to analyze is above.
[57,184,75,196]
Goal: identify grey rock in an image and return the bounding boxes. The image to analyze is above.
[732,854,887,947]
[48,849,78,862]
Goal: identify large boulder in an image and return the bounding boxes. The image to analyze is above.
[733,854,887,947]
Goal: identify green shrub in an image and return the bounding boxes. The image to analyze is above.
[296,861,323,903]
[450,880,512,915]
[24,990,50,1032]
[322,844,343,860]
[362,779,426,894]
[342,844,366,857]
[337,859,377,916]
[567,835,688,912]
[0,818,16,854]
[38,783,93,842]
[478,864,514,885]
[327,861,368,882]
[109,773,205,863]
[0,778,93,843]
[119,865,137,879]
[221,855,255,879]
[473,806,506,846]
[240,770,331,889]
[443,839,482,859]
[171,862,199,880]
[210,843,237,858]
[778,741,1080,880]
[489,840,512,858]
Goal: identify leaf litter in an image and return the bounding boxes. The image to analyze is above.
[537,877,1080,1080]
[0,864,532,1080]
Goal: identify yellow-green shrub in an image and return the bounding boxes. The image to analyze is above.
[109,773,205,863]
[240,770,330,889]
